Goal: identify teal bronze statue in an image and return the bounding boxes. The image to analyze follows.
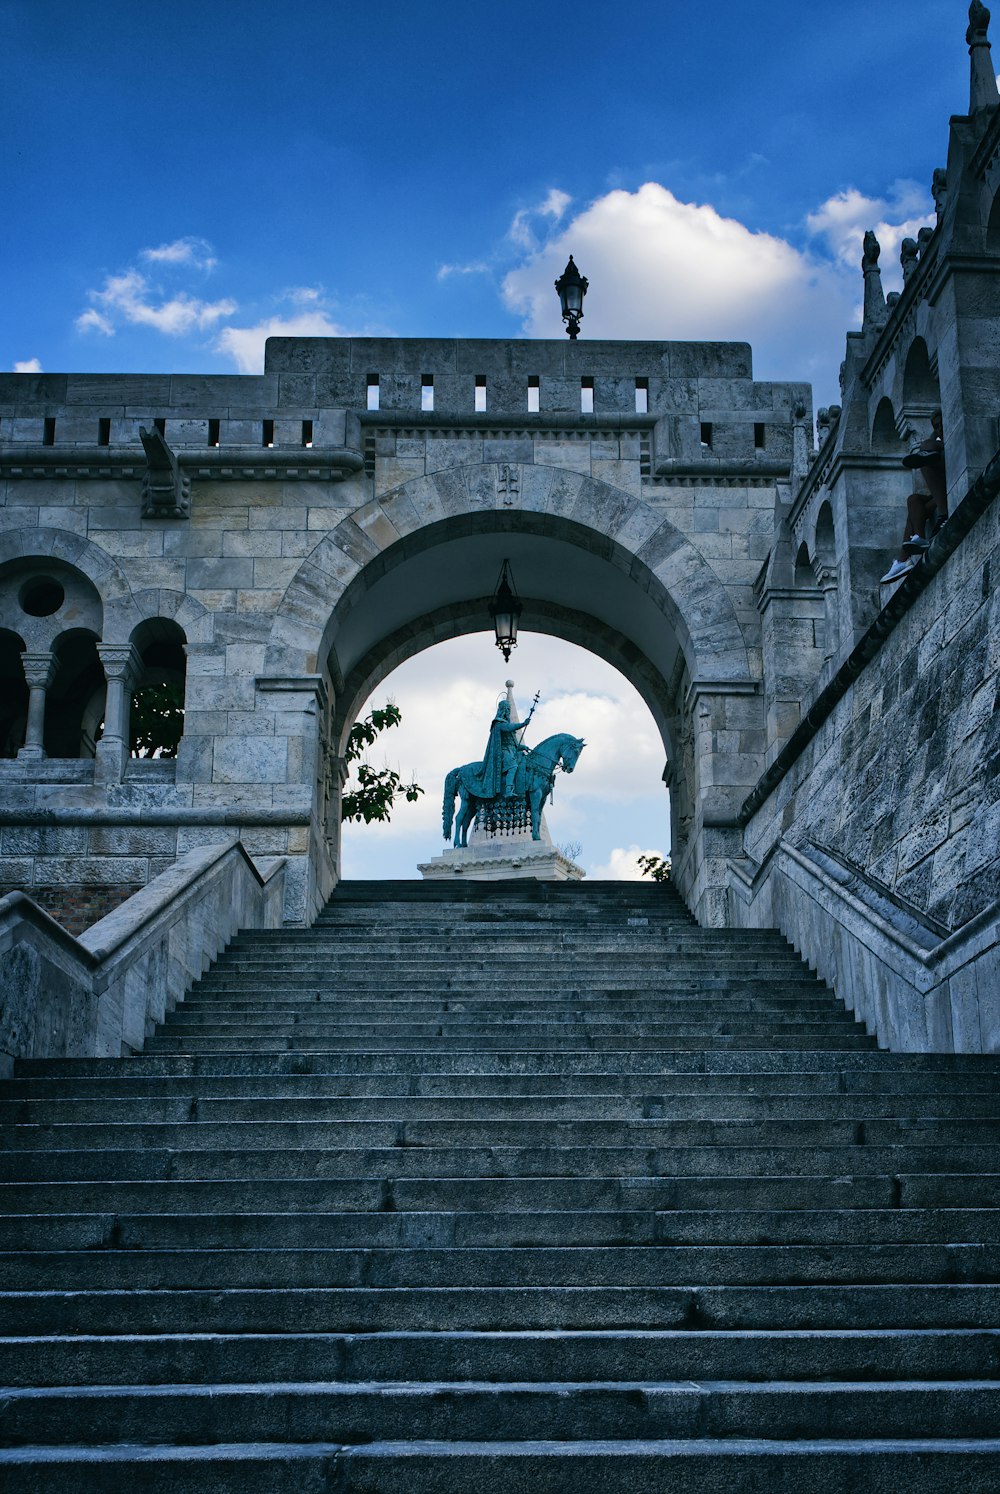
[442,690,585,848]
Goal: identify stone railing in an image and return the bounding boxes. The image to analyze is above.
[0,841,285,1075]
[729,839,999,1053]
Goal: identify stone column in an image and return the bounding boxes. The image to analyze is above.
[95,643,142,783]
[18,651,57,760]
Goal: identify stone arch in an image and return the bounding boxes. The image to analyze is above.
[814,501,836,568]
[128,588,213,646]
[265,465,753,693]
[794,542,815,588]
[871,396,901,453]
[332,595,681,764]
[901,338,940,410]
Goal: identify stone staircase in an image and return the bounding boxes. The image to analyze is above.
[1,878,999,1491]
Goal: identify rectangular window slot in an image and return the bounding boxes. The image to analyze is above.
[527,375,540,413]
[421,376,434,412]
[635,378,649,414]
[302,419,313,448]
[700,422,713,450]
[262,419,275,449]
[367,375,380,412]
[98,418,111,447]
[475,376,487,413]
[153,417,166,437]
[42,417,56,445]
[754,421,766,450]
[581,376,594,414]
[208,418,220,448]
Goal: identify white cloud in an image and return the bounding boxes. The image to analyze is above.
[495,177,934,402]
[216,310,347,374]
[436,260,492,280]
[806,179,931,287]
[508,188,574,250]
[587,844,668,881]
[13,357,42,373]
[141,236,217,272]
[75,309,115,336]
[77,266,237,338]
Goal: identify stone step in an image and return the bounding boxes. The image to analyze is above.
[142,1033,877,1053]
[5,1069,998,1099]
[12,1114,989,1151]
[4,1242,1000,1291]
[3,1172,998,1214]
[5,1092,997,1124]
[2,1438,998,1494]
[6,1283,999,1336]
[5,1142,997,1183]
[3,1378,1000,1446]
[153,1018,866,1038]
[2,1206,998,1253]
[4,1326,1000,1389]
[18,1049,999,1076]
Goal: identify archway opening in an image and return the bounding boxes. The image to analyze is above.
[902,338,940,409]
[130,618,187,758]
[0,629,27,758]
[44,629,104,759]
[871,396,901,453]
[339,631,671,882]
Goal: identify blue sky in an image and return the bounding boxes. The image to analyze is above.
[3,1,979,878]
[4,0,972,393]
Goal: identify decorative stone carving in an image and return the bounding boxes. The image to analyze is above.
[861,232,888,331]
[931,167,948,221]
[140,426,191,520]
[18,650,57,759]
[900,238,920,282]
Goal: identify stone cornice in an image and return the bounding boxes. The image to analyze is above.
[0,446,363,482]
[360,410,657,438]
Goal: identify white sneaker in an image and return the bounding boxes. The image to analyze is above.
[880,558,913,583]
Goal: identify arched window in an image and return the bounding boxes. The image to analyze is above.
[130,618,187,758]
[44,630,104,759]
[0,629,27,758]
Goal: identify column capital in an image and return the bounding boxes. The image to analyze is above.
[97,642,143,688]
[20,650,57,691]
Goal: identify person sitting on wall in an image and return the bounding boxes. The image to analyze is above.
[881,410,947,584]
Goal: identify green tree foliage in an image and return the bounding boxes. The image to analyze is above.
[637,852,672,883]
[130,682,184,759]
[341,702,424,824]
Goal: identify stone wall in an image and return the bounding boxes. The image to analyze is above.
[731,477,1000,1051]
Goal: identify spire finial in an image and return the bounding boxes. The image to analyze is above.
[968,2,1000,112]
[861,231,888,331]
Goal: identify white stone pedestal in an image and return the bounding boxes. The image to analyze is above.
[418,836,584,881]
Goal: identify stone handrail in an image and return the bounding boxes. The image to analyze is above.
[0,841,286,1075]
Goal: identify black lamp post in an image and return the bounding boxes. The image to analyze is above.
[555,255,588,339]
[489,559,523,663]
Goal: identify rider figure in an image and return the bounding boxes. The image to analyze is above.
[481,698,530,799]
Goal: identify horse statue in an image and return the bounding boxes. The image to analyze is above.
[443,731,585,849]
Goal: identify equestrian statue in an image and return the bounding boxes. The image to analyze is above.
[442,687,585,849]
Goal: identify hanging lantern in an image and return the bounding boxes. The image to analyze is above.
[489,559,523,663]
[554,255,589,340]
